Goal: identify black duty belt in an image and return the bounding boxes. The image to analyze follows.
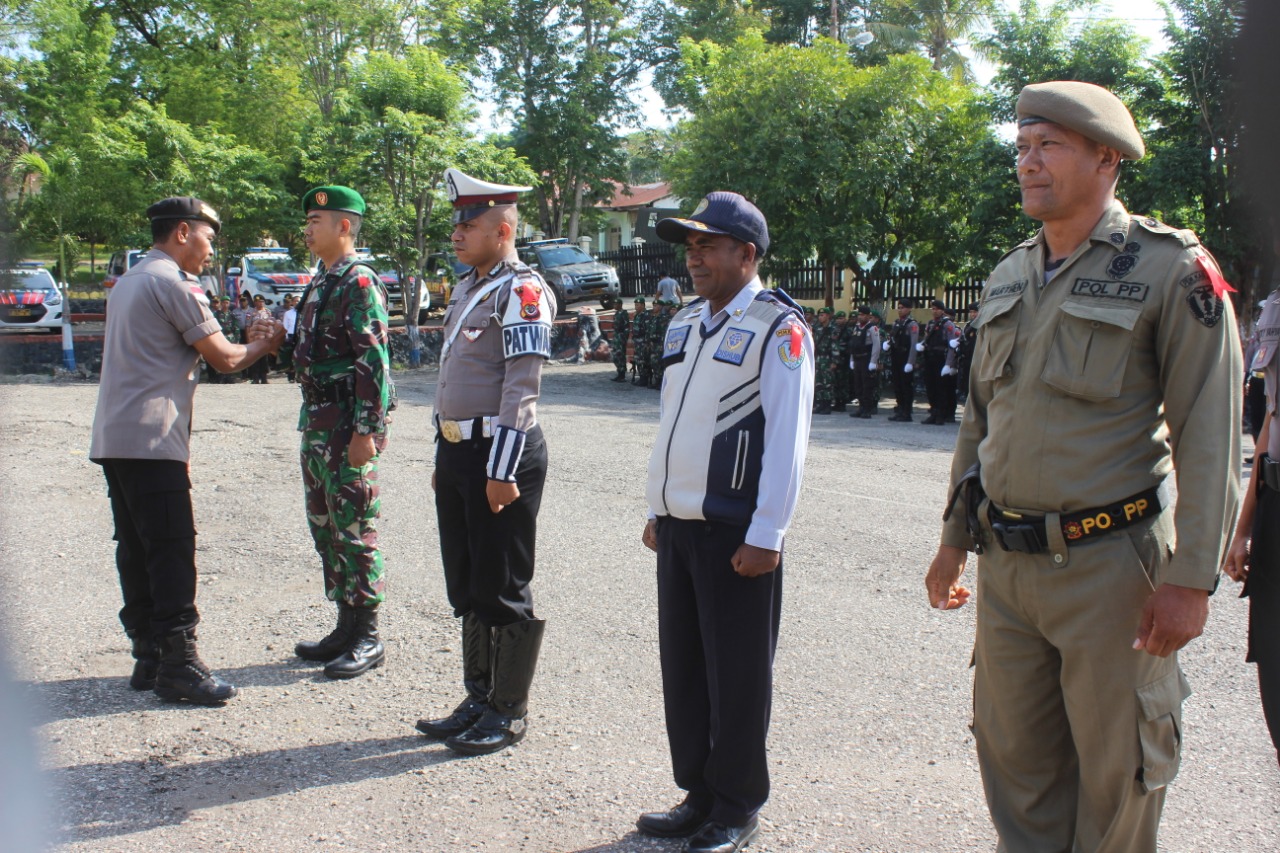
[301,381,350,406]
[1260,455,1280,492]
[988,484,1164,554]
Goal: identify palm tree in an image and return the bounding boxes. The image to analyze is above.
[868,0,999,81]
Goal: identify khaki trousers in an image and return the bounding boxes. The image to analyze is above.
[974,508,1190,853]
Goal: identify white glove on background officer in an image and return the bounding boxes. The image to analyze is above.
[941,365,954,377]
[881,340,890,352]
[903,362,913,373]
[867,360,877,371]
[915,342,925,352]
[949,337,959,349]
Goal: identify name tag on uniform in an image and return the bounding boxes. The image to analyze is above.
[986,280,1026,299]
[713,327,755,365]
[1070,277,1149,302]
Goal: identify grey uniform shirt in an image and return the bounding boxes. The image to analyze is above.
[1254,286,1280,459]
[941,200,1242,590]
[435,255,557,432]
[90,249,221,462]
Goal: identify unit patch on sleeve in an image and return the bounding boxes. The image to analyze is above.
[775,323,806,370]
[713,327,755,365]
[1186,284,1224,328]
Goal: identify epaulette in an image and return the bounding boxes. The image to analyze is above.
[755,288,804,319]
[994,236,1038,267]
[673,297,705,322]
[1133,215,1201,249]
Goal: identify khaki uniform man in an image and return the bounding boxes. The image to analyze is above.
[925,82,1242,852]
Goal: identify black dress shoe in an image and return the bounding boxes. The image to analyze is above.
[682,817,760,853]
[636,801,710,838]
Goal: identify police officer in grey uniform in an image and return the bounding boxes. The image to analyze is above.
[925,82,1241,851]
[90,197,282,706]
[415,168,556,757]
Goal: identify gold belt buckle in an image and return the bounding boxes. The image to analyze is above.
[440,419,464,443]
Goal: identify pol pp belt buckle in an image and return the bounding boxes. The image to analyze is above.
[440,419,464,443]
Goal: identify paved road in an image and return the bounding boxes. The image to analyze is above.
[0,364,1275,851]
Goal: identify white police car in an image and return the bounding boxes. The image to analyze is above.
[227,247,313,307]
[0,263,65,332]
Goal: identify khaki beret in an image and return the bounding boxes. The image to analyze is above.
[1016,81,1145,160]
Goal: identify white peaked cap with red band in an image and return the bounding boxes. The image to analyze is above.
[445,168,532,223]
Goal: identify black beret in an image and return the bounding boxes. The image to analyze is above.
[147,197,221,234]
[930,299,947,310]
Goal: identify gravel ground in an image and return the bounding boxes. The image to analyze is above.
[0,362,1276,852]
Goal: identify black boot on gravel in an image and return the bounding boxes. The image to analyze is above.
[154,630,237,706]
[417,612,492,738]
[129,634,160,691]
[324,607,385,679]
[446,619,545,756]
[295,602,355,662]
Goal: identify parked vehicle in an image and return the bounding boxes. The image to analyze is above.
[516,239,621,310]
[422,251,467,309]
[0,262,65,332]
[102,249,148,301]
[354,249,430,323]
[226,247,313,307]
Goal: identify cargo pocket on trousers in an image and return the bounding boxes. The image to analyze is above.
[1135,668,1192,792]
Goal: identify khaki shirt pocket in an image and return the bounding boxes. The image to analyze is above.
[974,296,1021,383]
[1135,668,1192,792]
[1041,299,1143,399]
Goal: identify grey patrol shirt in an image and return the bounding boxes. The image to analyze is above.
[435,254,557,431]
[941,200,1242,591]
[90,249,221,463]
[1253,285,1280,460]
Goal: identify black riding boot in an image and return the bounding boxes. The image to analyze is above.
[295,601,355,662]
[129,633,159,691]
[154,630,237,705]
[323,607,385,679]
[446,619,546,756]
[416,612,493,738]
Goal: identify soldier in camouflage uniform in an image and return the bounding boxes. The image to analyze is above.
[811,306,839,414]
[209,297,237,383]
[632,296,650,386]
[647,298,668,389]
[610,301,630,382]
[291,186,394,680]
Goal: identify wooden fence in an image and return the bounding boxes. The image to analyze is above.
[596,244,985,309]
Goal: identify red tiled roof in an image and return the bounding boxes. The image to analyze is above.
[599,181,675,209]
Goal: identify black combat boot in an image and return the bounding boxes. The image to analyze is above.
[154,630,237,706]
[295,601,355,662]
[612,366,626,382]
[323,607,385,679]
[446,619,546,756]
[816,401,832,415]
[129,633,159,691]
[417,612,493,738]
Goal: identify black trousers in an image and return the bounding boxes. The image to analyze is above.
[891,353,915,415]
[850,352,875,412]
[434,426,547,627]
[656,517,783,826]
[99,459,199,638]
[1248,478,1280,758]
[923,352,956,421]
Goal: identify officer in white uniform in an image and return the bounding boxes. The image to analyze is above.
[636,192,814,853]
[415,168,557,757]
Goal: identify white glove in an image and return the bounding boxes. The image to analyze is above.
[903,362,913,374]
[881,340,890,352]
[941,365,953,377]
[915,342,925,352]
[867,360,877,371]
[949,337,959,349]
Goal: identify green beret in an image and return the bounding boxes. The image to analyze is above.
[803,306,815,314]
[817,306,833,315]
[303,185,366,216]
[834,311,846,318]
[1016,81,1144,160]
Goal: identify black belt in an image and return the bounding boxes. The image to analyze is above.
[1260,455,1280,492]
[989,484,1164,554]
[301,381,349,406]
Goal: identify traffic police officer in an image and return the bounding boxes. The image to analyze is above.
[91,197,282,706]
[925,81,1242,851]
[637,192,814,853]
[292,186,394,680]
[415,168,556,756]
[886,298,919,421]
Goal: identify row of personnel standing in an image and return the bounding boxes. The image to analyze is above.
[609,295,682,387]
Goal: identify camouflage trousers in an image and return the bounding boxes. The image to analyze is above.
[814,359,836,405]
[612,335,629,373]
[300,427,386,608]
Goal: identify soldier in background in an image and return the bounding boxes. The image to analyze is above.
[887,298,919,422]
[848,305,880,419]
[610,300,631,382]
[632,296,651,386]
[919,299,960,425]
[647,298,668,389]
[833,311,851,412]
[291,186,394,681]
[811,307,838,414]
[955,302,979,406]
